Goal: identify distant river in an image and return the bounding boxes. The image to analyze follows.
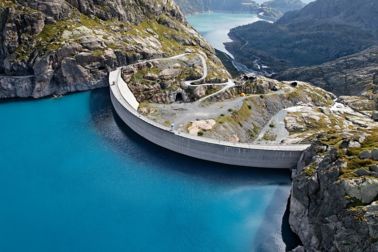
[187,12,260,55]
[0,14,297,252]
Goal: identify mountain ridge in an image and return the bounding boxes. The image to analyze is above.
[225,0,378,83]
[276,46,378,96]
[174,0,305,20]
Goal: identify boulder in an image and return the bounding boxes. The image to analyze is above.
[373,73,378,85]
[343,178,378,204]
[372,149,378,161]
[159,82,169,89]
[80,36,105,50]
[339,140,349,149]
[370,165,378,173]
[271,86,279,92]
[355,168,371,177]
[373,111,378,121]
[159,68,181,80]
[360,150,372,160]
[187,119,216,136]
[193,85,206,99]
[349,141,362,148]
[144,73,159,81]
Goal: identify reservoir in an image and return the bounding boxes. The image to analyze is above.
[187,12,260,54]
[0,13,296,252]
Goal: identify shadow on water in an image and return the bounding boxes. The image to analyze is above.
[88,88,301,249]
[253,189,302,252]
[89,88,292,186]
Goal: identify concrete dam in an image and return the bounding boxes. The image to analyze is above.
[109,66,310,169]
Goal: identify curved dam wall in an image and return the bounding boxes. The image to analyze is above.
[109,69,310,169]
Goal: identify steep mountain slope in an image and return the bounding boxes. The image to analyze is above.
[276,46,378,96]
[262,0,305,13]
[175,0,261,14]
[277,0,378,32]
[0,0,228,99]
[174,0,304,20]
[226,0,378,73]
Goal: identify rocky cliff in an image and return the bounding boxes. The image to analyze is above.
[291,127,378,251]
[0,0,225,99]
[276,46,378,96]
[262,0,305,13]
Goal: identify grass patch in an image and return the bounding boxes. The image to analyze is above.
[262,131,277,141]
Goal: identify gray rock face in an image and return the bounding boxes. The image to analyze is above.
[276,46,378,96]
[0,75,35,98]
[360,150,372,160]
[290,139,378,252]
[0,0,218,99]
[20,0,72,21]
[373,111,378,121]
[343,178,378,204]
[372,149,378,161]
[83,0,183,22]
[262,0,305,13]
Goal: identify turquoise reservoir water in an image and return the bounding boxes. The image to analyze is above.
[187,13,260,53]
[0,89,297,251]
[0,13,297,252]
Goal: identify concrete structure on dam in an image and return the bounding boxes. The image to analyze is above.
[109,65,310,169]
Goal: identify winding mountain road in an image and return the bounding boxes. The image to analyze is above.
[180,53,235,102]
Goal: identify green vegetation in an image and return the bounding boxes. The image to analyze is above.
[163,120,172,127]
[262,131,277,141]
[311,130,378,180]
[216,101,254,137]
[303,163,317,177]
[347,206,367,222]
[248,124,260,139]
[0,0,16,8]
[9,1,227,82]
